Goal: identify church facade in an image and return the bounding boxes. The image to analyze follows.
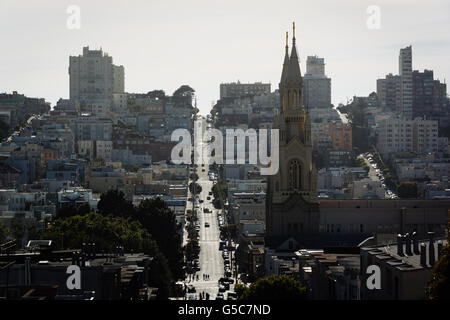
[265,24,450,250]
[265,25,320,240]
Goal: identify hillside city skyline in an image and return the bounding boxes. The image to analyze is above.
[1,0,450,114]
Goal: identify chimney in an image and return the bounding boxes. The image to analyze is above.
[405,233,412,255]
[412,231,419,254]
[397,234,404,256]
[420,243,426,266]
[437,241,443,260]
[428,232,435,266]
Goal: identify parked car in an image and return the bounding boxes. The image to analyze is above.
[218,285,226,292]
[205,222,210,227]
[188,294,197,300]
[218,277,234,284]
[227,292,237,300]
[215,293,224,300]
[187,285,196,293]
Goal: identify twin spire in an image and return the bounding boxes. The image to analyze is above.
[280,22,302,85]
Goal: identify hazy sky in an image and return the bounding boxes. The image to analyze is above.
[1,0,449,114]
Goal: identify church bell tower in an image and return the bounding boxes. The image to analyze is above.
[266,23,319,240]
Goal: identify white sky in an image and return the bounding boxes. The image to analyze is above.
[0,0,449,114]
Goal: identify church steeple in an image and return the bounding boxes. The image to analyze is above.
[280,31,290,84]
[286,22,302,85]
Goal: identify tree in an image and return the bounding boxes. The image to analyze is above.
[0,220,8,243]
[397,181,418,199]
[173,85,195,97]
[148,252,173,300]
[240,274,307,300]
[220,224,238,240]
[9,220,26,248]
[97,189,135,218]
[41,212,157,254]
[185,239,200,262]
[57,202,91,218]
[426,241,450,300]
[147,90,166,100]
[190,173,199,182]
[136,198,185,280]
[0,120,10,141]
[189,182,202,195]
[234,283,246,299]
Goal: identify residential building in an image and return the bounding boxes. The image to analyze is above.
[329,121,352,151]
[220,81,271,99]
[399,46,413,120]
[377,116,439,156]
[303,56,331,109]
[377,73,401,112]
[360,232,447,300]
[69,46,124,104]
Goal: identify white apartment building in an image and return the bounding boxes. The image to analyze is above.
[69,46,124,103]
[95,140,112,162]
[377,117,438,156]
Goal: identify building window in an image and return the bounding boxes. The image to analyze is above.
[289,159,301,190]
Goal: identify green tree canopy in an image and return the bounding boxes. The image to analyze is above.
[147,90,166,100]
[148,252,173,300]
[41,212,157,254]
[97,189,135,218]
[136,198,185,280]
[173,85,195,97]
[57,202,91,218]
[240,274,307,300]
[426,241,450,300]
[0,120,10,141]
[189,182,202,195]
[397,181,418,198]
[0,220,8,243]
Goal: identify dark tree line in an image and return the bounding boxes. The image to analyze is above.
[39,189,185,299]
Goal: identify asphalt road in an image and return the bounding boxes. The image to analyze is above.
[360,153,397,199]
[185,117,232,300]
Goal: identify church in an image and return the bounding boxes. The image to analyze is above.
[265,24,449,251]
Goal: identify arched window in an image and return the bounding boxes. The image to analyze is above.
[289,159,301,190]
